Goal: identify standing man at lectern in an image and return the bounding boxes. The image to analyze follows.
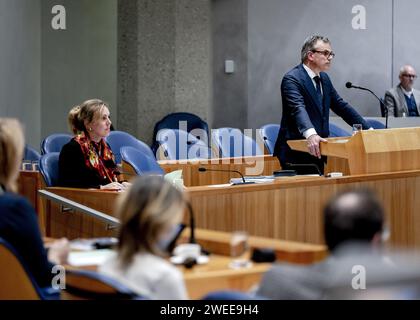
[384,65,420,117]
[273,35,369,174]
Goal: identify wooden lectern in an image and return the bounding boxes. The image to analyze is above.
[287,127,420,175]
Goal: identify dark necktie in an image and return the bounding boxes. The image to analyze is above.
[407,94,419,117]
[313,75,323,105]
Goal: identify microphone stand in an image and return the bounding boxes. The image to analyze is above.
[382,98,389,129]
[198,167,255,185]
[186,202,196,244]
[346,83,388,129]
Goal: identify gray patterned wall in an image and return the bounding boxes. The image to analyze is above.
[246,0,393,129]
[0,0,41,149]
[41,0,117,142]
[118,0,212,145]
[3,0,420,149]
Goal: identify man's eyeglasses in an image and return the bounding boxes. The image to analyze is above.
[311,50,335,59]
[402,74,417,79]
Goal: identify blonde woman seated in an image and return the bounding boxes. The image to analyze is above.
[0,118,68,288]
[59,99,129,190]
[99,176,188,299]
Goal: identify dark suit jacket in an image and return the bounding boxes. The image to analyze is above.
[274,64,369,167]
[59,139,118,189]
[0,192,54,288]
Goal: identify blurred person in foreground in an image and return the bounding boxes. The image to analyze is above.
[99,176,189,299]
[0,118,69,289]
[257,189,420,299]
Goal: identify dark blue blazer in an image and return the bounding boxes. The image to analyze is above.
[274,64,368,164]
[0,192,54,288]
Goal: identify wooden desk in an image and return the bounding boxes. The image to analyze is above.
[43,169,420,249]
[289,127,420,176]
[18,170,47,235]
[60,228,327,299]
[123,155,281,186]
[187,170,420,247]
[18,170,42,212]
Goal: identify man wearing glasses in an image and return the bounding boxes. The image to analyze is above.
[384,65,420,117]
[273,35,369,174]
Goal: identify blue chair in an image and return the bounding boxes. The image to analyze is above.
[0,237,60,300]
[365,119,386,129]
[65,269,145,300]
[156,129,212,160]
[329,123,351,137]
[23,145,41,162]
[212,127,263,158]
[39,152,60,187]
[259,124,280,154]
[41,133,72,154]
[105,130,156,164]
[152,112,209,155]
[120,146,164,176]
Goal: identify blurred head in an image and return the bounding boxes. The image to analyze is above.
[0,118,25,192]
[324,189,384,252]
[399,65,417,91]
[116,176,185,268]
[67,99,112,141]
[301,35,334,73]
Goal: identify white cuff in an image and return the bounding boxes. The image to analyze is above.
[303,128,317,139]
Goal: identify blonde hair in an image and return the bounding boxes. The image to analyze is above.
[67,99,109,135]
[0,118,25,192]
[116,176,185,268]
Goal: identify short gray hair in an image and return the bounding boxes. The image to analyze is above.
[399,65,415,76]
[301,35,330,63]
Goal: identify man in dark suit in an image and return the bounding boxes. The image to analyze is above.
[274,35,369,174]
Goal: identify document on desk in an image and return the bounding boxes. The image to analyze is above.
[68,249,115,267]
[230,176,275,184]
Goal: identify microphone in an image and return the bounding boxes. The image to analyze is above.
[345,82,388,128]
[285,163,322,176]
[345,82,365,90]
[198,167,255,185]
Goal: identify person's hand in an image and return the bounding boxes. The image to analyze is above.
[47,238,70,265]
[100,181,124,190]
[306,134,327,159]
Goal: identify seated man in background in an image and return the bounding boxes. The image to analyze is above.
[384,65,420,117]
[256,189,401,299]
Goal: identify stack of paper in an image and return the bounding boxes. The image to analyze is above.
[67,249,115,267]
[230,176,275,184]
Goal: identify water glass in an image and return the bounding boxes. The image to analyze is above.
[352,124,362,135]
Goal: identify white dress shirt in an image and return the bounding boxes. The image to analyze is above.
[302,64,320,138]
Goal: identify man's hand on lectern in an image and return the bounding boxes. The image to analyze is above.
[307,134,327,159]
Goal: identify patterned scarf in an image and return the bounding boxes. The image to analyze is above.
[74,132,118,183]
